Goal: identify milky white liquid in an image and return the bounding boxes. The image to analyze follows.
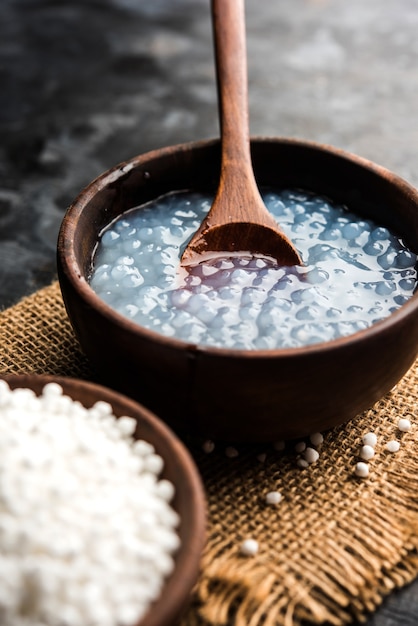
[89,189,417,349]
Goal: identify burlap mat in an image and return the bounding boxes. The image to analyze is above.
[1,281,418,626]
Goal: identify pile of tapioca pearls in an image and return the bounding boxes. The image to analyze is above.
[201,414,414,558]
[0,380,179,626]
[89,188,417,350]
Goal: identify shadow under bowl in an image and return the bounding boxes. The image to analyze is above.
[1,373,206,626]
[57,137,418,442]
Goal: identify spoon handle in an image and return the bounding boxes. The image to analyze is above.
[181,0,302,267]
[212,0,252,179]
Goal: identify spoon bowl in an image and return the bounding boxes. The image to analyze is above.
[181,0,301,267]
[57,137,418,442]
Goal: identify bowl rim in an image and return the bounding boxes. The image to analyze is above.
[0,373,207,626]
[57,135,418,359]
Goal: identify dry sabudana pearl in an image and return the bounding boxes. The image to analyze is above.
[90,189,417,350]
[240,538,259,557]
[294,441,306,453]
[362,432,377,447]
[397,417,412,432]
[360,444,375,460]
[225,446,239,458]
[386,440,401,453]
[304,446,320,464]
[354,461,370,478]
[0,381,180,626]
[202,439,215,453]
[265,491,282,505]
[309,432,324,446]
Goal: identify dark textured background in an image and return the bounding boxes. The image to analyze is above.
[1,1,418,623]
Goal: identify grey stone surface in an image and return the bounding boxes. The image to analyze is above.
[1,1,418,622]
[2,0,418,310]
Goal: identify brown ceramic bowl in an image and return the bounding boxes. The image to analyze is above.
[0,373,206,626]
[57,137,418,442]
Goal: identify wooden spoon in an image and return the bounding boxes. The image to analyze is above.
[181,0,301,267]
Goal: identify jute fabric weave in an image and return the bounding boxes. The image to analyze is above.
[1,281,418,626]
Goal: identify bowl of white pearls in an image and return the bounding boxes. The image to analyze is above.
[57,137,418,442]
[0,373,206,626]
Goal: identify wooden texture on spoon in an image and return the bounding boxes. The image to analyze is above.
[181,0,301,267]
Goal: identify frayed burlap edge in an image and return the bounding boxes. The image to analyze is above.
[180,380,418,626]
[182,456,418,626]
[1,282,418,626]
